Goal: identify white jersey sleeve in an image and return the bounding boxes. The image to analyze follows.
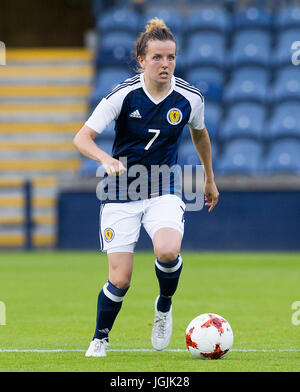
[85,84,127,133]
[174,78,205,131]
[85,75,142,134]
[85,95,121,134]
[188,95,205,131]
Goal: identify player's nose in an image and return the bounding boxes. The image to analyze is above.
[161,57,168,68]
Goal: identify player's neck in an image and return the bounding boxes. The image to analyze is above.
[143,74,172,101]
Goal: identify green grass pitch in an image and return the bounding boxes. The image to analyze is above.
[0,251,299,372]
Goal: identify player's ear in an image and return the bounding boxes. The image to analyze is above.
[137,55,145,70]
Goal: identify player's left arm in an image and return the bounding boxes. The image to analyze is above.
[189,125,219,212]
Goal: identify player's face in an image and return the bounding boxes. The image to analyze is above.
[138,39,176,86]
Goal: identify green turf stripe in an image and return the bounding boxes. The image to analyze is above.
[1,348,300,353]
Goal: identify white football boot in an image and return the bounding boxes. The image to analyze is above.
[85,338,109,357]
[151,296,172,351]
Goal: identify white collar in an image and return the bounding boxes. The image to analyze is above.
[140,73,175,105]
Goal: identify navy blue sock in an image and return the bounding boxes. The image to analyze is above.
[155,255,183,312]
[93,280,129,340]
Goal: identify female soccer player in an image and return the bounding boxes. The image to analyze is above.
[73,18,219,357]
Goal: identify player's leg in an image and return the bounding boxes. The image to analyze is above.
[94,251,133,337]
[153,227,183,312]
[86,201,142,357]
[142,195,185,350]
[143,195,185,312]
[86,250,134,358]
[108,251,133,289]
[151,227,183,350]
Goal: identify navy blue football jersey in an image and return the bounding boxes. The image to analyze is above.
[85,73,205,202]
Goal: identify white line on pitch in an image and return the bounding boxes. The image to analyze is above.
[0,348,300,353]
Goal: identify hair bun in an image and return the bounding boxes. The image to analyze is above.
[145,17,168,33]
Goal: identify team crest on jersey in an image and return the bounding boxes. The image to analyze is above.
[167,108,183,125]
[104,228,115,242]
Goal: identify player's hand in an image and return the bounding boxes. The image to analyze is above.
[102,156,127,176]
[204,180,219,213]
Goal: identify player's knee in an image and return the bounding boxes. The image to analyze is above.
[154,247,179,262]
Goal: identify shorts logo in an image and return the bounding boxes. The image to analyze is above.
[104,228,115,242]
[167,108,182,125]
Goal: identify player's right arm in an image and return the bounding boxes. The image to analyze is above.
[73,125,126,176]
[73,85,128,176]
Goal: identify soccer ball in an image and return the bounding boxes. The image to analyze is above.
[185,313,234,360]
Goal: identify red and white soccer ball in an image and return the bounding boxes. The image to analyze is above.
[185,313,234,360]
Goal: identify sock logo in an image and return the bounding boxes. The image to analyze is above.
[97,328,110,334]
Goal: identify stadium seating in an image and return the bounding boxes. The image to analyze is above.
[178,142,201,166]
[92,0,135,17]
[141,9,184,34]
[185,32,226,69]
[220,102,265,141]
[203,102,222,140]
[178,139,217,166]
[179,101,221,142]
[185,6,230,34]
[89,67,134,111]
[173,33,185,55]
[86,1,300,181]
[232,6,272,31]
[216,139,263,175]
[95,31,136,68]
[273,5,300,31]
[273,28,300,68]
[270,66,300,104]
[229,30,271,68]
[96,8,140,34]
[266,102,300,140]
[223,66,269,104]
[263,138,300,174]
[185,67,224,102]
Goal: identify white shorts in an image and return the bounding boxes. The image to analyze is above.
[99,194,186,253]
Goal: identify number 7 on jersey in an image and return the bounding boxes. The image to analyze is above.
[144,129,160,150]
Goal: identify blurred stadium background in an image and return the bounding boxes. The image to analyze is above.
[0,0,300,251]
